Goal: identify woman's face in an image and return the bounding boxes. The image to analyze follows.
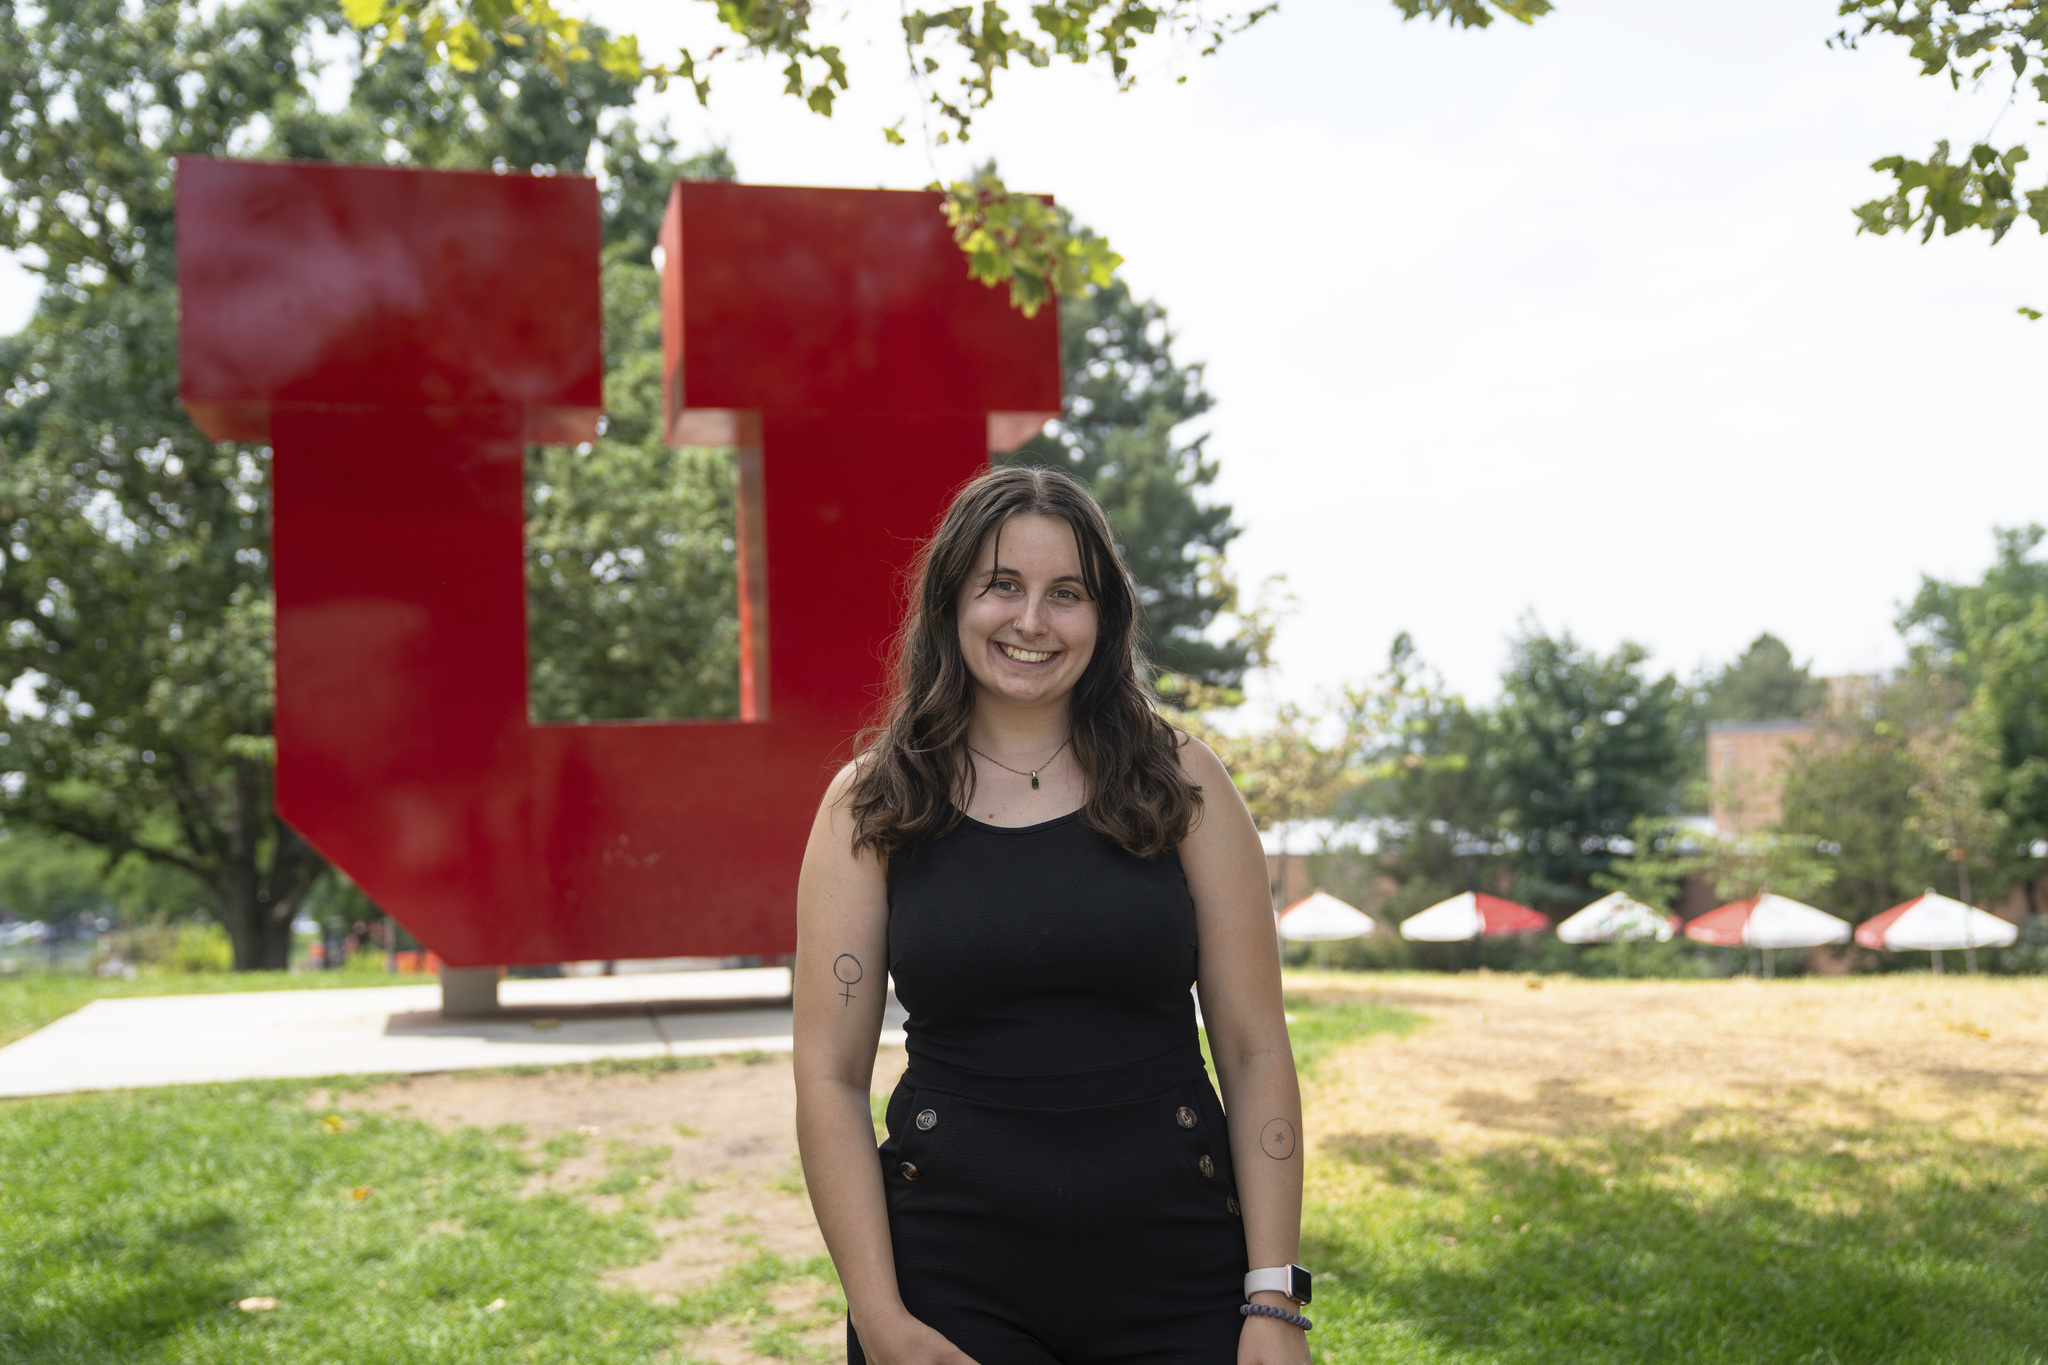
[955,513,1100,714]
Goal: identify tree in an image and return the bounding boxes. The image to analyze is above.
[1005,274,1250,689]
[1900,524,2048,910]
[527,142,747,723]
[1339,636,1508,919]
[1489,628,1689,908]
[340,0,1554,312]
[0,0,692,965]
[1836,5,2048,265]
[1775,676,1945,923]
[1698,632,1826,723]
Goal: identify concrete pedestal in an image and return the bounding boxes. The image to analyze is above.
[439,966,501,1016]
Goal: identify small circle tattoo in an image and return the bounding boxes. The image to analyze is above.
[832,954,863,1006]
[1260,1119,1297,1161]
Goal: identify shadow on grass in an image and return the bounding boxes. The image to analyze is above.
[1308,1113,2048,1364]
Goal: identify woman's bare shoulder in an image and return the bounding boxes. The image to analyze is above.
[1170,728,1231,784]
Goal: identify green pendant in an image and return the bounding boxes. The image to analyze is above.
[1030,773,1040,789]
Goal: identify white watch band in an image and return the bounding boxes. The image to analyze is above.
[1244,1266,1302,1300]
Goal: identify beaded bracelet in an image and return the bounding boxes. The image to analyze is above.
[1240,1302,1313,1332]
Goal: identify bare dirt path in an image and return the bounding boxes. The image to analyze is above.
[312,974,2048,1360]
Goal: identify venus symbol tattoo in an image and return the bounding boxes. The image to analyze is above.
[1259,1119,1297,1161]
[832,954,864,1006]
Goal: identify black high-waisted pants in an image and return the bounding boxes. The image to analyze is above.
[849,1040,1248,1364]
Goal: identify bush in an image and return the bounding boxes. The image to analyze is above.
[169,923,233,974]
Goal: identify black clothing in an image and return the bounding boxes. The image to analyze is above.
[851,810,1246,1364]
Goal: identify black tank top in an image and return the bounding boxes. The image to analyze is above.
[887,809,1199,1099]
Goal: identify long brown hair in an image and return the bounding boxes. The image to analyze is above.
[847,465,1200,860]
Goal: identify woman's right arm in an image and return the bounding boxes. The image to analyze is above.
[792,768,976,1365]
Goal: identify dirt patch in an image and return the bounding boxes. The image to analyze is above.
[1300,972,2048,1156]
[308,1046,910,1341]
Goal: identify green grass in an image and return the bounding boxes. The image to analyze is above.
[1283,994,1425,1073]
[1305,1116,2048,1363]
[0,969,420,1048]
[11,985,2046,1361]
[1274,992,2048,1363]
[0,1080,839,1364]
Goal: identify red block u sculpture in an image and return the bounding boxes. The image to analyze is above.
[178,159,1060,966]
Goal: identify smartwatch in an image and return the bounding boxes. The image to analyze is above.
[1244,1264,1312,1305]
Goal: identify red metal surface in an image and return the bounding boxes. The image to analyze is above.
[178,159,1060,965]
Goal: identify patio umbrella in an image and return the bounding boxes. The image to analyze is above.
[1555,891,1677,944]
[1854,890,2016,974]
[1400,891,1548,942]
[1279,891,1376,942]
[1684,893,1849,977]
[1279,890,1375,969]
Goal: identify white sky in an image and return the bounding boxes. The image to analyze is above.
[6,0,2043,704]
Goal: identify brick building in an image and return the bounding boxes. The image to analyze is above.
[1706,719,1813,834]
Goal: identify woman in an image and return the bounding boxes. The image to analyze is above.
[793,466,1311,1365]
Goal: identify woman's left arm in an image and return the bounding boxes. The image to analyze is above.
[1177,737,1312,1365]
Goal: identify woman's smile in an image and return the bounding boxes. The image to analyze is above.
[995,642,1061,665]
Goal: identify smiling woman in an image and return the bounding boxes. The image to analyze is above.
[791,466,1312,1365]
[842,467,1196,857]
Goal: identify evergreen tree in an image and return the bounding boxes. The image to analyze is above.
[1699,632,1826,723]
[1490,629,1690,908]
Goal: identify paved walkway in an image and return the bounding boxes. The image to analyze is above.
[0,968,907,1098]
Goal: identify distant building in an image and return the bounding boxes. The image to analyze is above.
[1707,719,1813,834]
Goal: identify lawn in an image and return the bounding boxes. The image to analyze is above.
[0,1072,842,1365]
[1305,1108,2048,1363]
[3,977,2044,1363]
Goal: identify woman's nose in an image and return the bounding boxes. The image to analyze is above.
[1016,593,1049,634]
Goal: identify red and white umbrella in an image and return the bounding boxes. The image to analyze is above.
[1556,891,1678,944]
[1279,891,1376,942]
[1855,891,2017,953]
[1400,891,1548,942]
[1684,893,1850,949]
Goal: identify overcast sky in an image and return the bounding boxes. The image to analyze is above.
[6,0,2042,706]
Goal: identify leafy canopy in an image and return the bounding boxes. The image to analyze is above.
[338,0,1554,312]
[1835,2,2048,312]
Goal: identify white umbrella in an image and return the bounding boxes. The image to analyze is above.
[1399,891,1548,942]
[1279,891,1374,970]
[1278,891,1376,942]
[1556,891,1675,944]
[1855,890,2016,974]
[1684,892,1850,977]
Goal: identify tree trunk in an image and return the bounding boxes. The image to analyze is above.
[212,759,324,970]
[217,881,297,971]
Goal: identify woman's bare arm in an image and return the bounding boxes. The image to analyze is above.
[1177,738,1312,1365]
[791,767,977,1365]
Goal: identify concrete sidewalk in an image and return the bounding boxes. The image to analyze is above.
[0,968,908,1098]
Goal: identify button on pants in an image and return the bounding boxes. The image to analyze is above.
[849,1068,1248,1364]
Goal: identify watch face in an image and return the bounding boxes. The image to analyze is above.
[1288,1265,1313,1305]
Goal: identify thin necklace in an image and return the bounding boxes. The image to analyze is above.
[968,737,1071,791]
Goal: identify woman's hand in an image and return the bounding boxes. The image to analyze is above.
[1238,1310,1312,1365]
[856,1309,983,1365]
